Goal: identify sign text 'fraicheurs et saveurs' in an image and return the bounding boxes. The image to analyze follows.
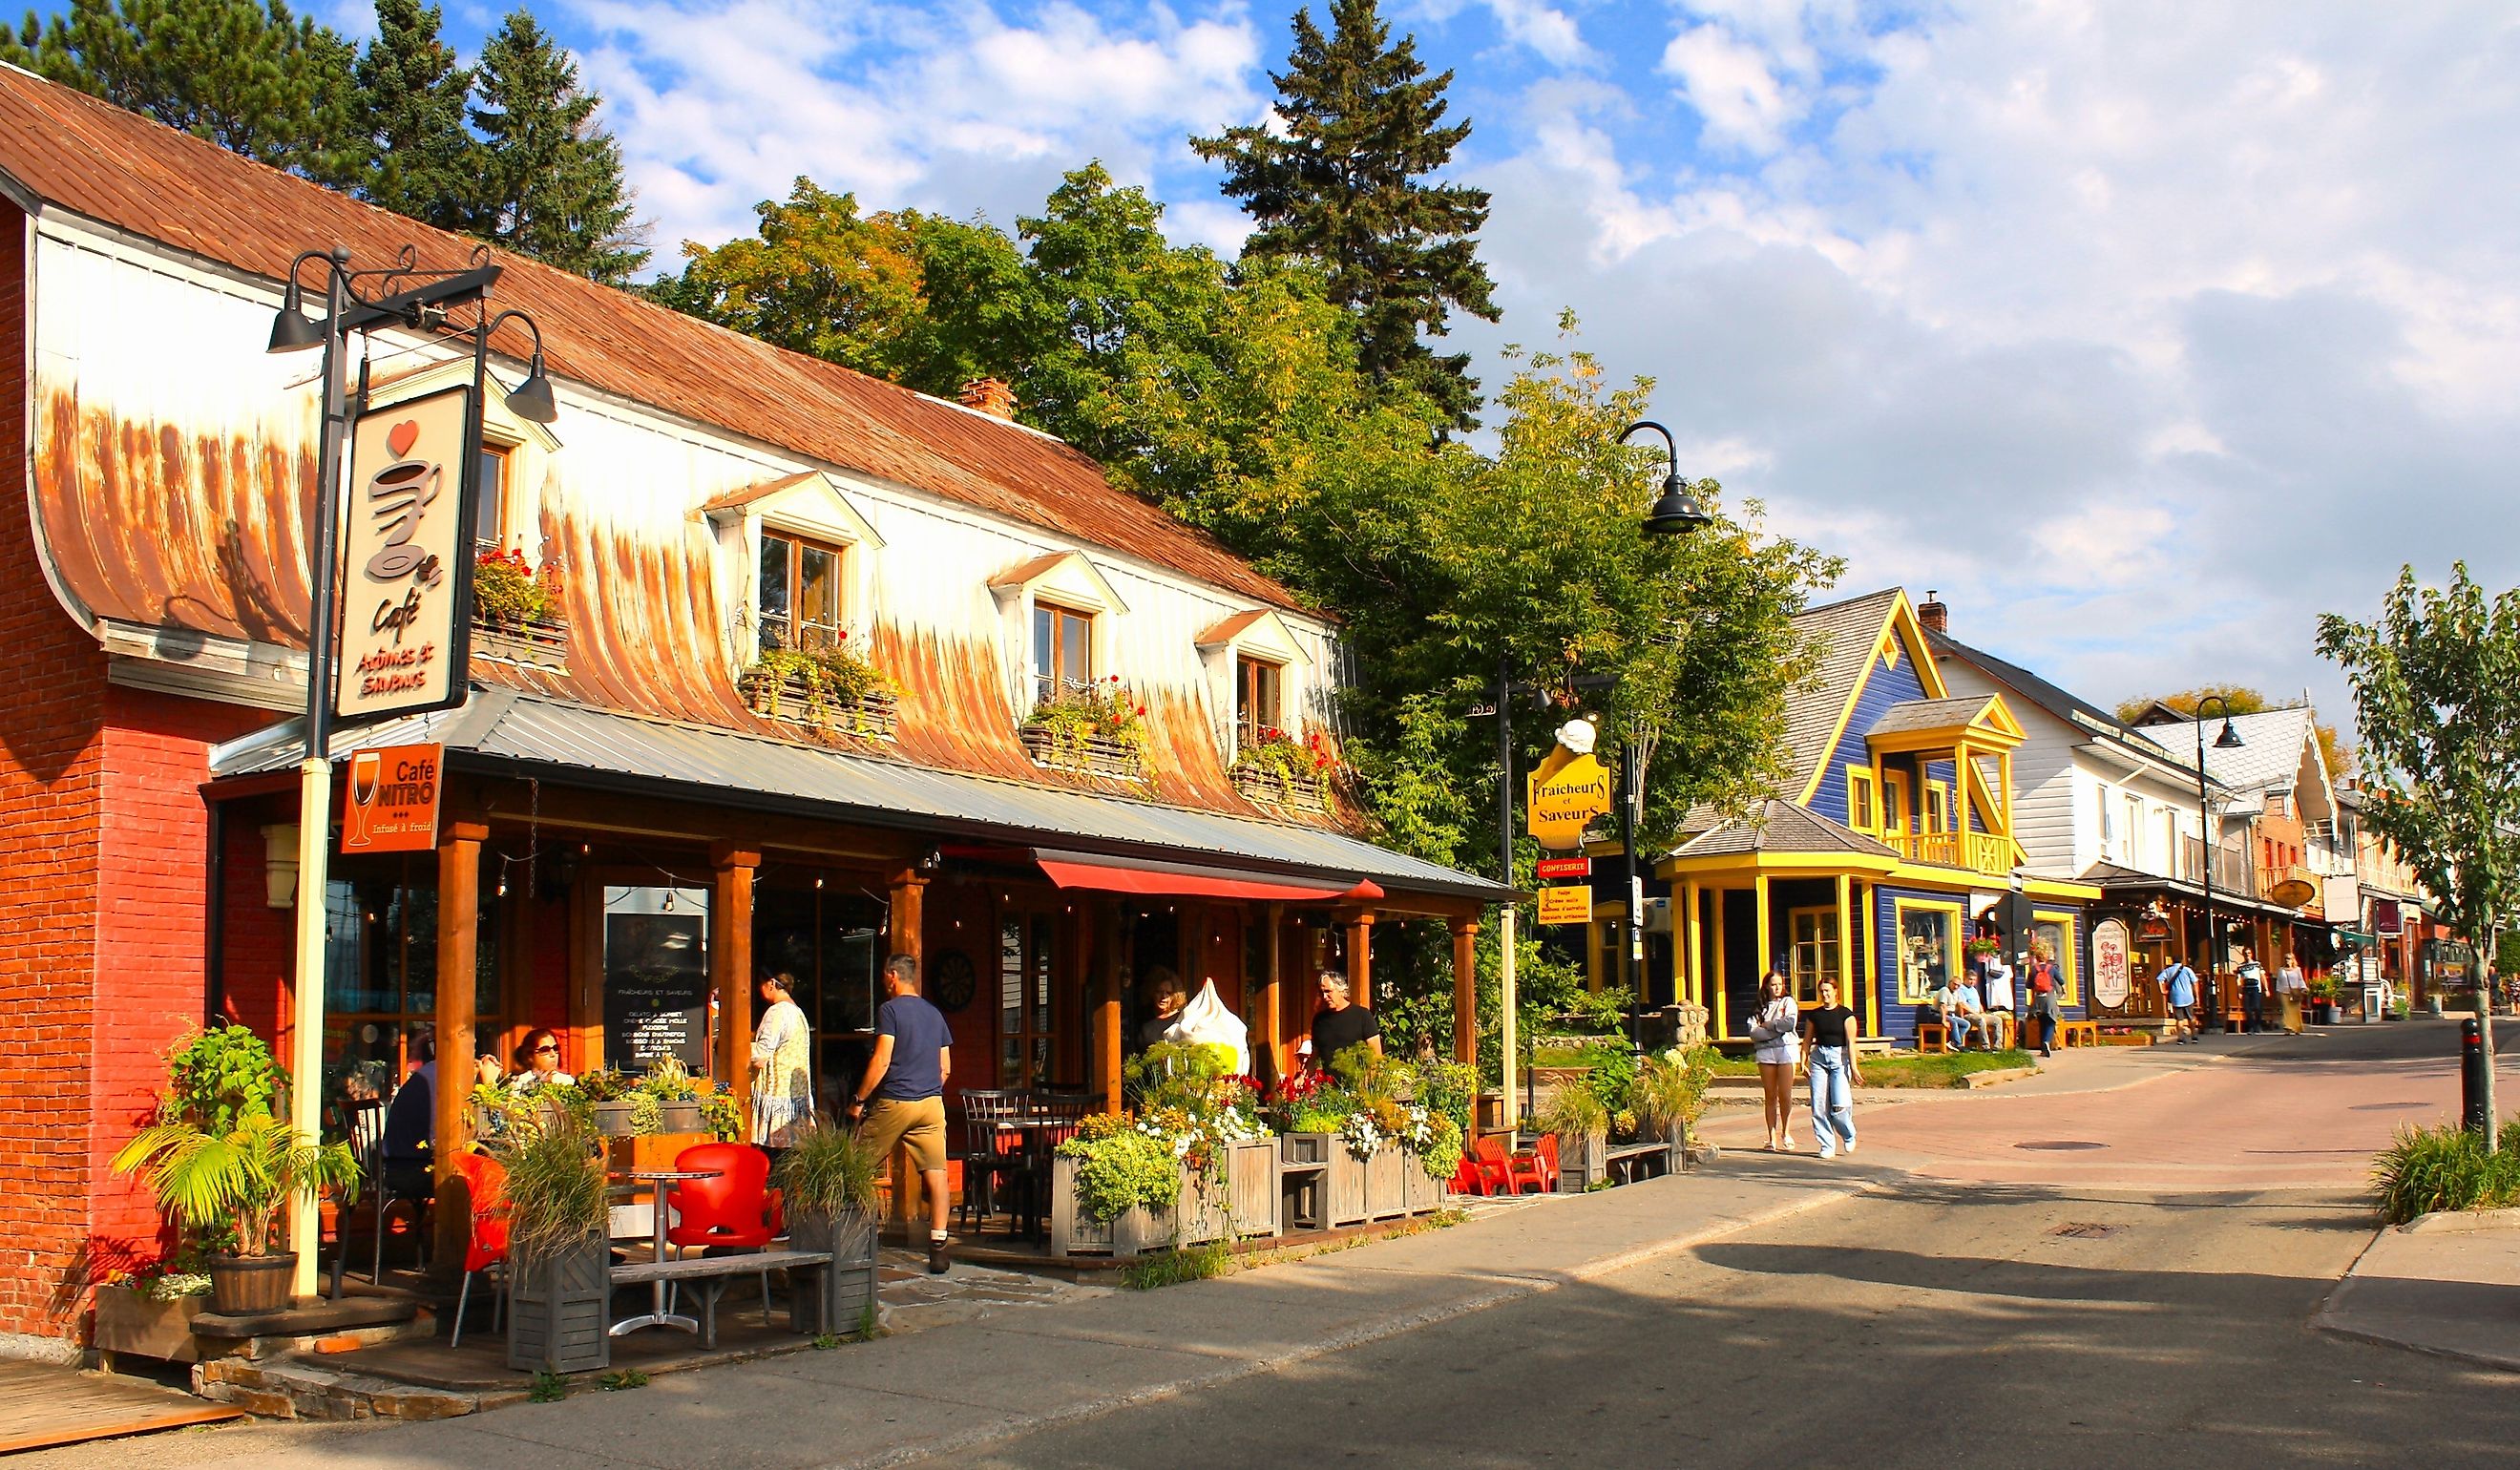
[342,743,443,853]
[338,386,474,721]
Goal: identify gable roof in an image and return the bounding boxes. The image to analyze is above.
[1670,800,1899,860]
[2138,706,2322,794]
[1867,695,2008,739]
[1782,588,1913,801]
[1928,630,2208,784]
[0,63,1310,618]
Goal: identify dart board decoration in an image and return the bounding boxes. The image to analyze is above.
[930,950,977,1014]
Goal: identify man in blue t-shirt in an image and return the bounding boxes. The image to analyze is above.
[2161,958,2200,1044]
[848,953,955,1273]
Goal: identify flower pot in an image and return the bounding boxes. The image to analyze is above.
[1048,1153,1181,1258]
[788,1208,880,1336]
[1399,1148,1442,1214]
[657,1101,706,1136]
[508,1228,612,1374]
[1362,1147,1406,1219]
[1555,1128,1608,1192]
[93,1283,205,1365]
[591,1100,640,1138]
[207,1252,296,1315]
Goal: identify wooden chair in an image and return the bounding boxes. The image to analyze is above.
[955,1088,1029,1233]
[1916,1021,1949,1055]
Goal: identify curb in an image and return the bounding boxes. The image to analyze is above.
[2400,1207,2520,1235]
[2309,1215,2520,1375]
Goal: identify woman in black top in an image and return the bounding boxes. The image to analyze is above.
[1798,979,1863,1160]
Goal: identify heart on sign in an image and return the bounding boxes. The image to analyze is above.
[387,419,419,458]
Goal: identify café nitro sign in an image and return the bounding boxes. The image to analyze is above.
[338,386,475,721]
[342,743,443,853]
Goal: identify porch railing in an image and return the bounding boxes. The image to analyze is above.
[1886,830,2012,875]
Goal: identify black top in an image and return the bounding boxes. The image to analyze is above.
[1311,1003,1381,1067]
[382,1065,432,1162]
[1802,1005,1855,1050]
[873,995,954,1102]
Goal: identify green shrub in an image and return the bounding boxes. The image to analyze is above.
[1578,1044,1639,1115]
[1056,1120,1184,1223]
[1120,1241,1233,1290]
[2372,1119,2520,1225]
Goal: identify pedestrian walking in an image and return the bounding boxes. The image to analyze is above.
[2276,950,2309,1035]
[2027,940,2064,1057]
[749,972,812,1153]
[2161,956,2200,1043]
[1799,978,1862,1159]
[848,954,956,1274]
[2236,946,2269,1034]
[1747,971,1800,1151]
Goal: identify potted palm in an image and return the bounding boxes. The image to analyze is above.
[772,1124,884,1334]
[494,1115,612,1374]
[113,1113,360,1314]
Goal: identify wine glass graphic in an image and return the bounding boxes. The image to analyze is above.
[346,750,383,848]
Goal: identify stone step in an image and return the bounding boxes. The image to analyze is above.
[194,1354,517,1422]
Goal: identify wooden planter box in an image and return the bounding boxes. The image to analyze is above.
[1555,1128,1609,1192]
[1399,1152,1444,1214]
[787,1209,881,1337]
[508,1229,611,1374]
[1291,1134,1444,1227]
[746,676,899,740]
[472,615,570,671]
[1020,725,1146,781]
[93,1284,204,1367]
[1050,1139,1277,1257]
[1229,764,1329,814]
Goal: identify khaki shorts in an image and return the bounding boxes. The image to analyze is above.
[858,1096,948,1173]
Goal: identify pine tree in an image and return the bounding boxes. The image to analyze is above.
[1192,0,1499,425]
[353,0,473,229]
[462,10,648,284]
[3,0,364,185]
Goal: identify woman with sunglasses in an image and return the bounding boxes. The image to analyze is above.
[505,1029,576,1092]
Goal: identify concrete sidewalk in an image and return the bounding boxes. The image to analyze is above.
[2316,1208,2520,1374]
[50,1155,1867,1470]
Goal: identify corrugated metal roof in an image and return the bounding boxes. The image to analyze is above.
[209,689,1503,902]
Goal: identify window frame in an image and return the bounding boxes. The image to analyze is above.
[1032,600,1096,707]
[1236,654,1285,745]
[2032,908,2082,1007]
[1786,905,1842,1003]
[473,442,514,556]
[756,529,850,658]
[1881,769,1912,840]
[1892,896,1964,1005]
[1845,766,1878,834]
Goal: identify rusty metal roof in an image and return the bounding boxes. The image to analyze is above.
[0,64,1309,617]
[207,688,1503,902]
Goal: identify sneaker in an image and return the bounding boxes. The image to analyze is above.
[1817,1147,1836,1160]
[1842,1139,1858,1156]
[1781,1134,1797,1150]
[928,1236,951,1275]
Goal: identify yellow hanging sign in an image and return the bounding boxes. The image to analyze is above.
[1538,885,1593,925]
[1527,751,1612,851]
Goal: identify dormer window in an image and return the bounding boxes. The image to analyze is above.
[1033,602,1094,704]
[1237,656,1283,743]
[759,530,847,655]
[474,444,514,555]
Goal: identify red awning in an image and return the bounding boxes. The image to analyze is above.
[1032,849,1382,904]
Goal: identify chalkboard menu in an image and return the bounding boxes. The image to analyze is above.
[603,887,710,1073]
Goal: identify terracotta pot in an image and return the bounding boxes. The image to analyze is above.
[207,1252,296,1314]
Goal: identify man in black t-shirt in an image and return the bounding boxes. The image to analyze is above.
[1307,969,1382,1074]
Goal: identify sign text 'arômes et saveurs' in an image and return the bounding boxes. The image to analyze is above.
[338,386,474,721]
[341,743,443,853]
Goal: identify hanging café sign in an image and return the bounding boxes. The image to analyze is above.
[337,385,476,722]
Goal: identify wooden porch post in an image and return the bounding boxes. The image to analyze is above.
[1343,909,1375,999]
[432,820,488,1271]
[1681,878,1702,1008]
[1753,875,1772,987]
[885,864,929,1229]
[1093,898,1123,1113]
[1259,902,1285,1082]
[1449,916,1479,1069]
[1835,872,1854,1008]
[710,844,760,1115]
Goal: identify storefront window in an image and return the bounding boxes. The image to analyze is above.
[753,885,885,1100]
[322,852,501,1106]
[1895,900,1959,1003]
[601,885,710,1075]
[999,912,1059,1089]
[2032,912,2081,1006]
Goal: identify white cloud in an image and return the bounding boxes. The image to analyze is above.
[1659,22,1799,153]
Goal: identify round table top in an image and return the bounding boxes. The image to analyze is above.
[615,1166,722,1183]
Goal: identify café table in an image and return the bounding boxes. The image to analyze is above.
[991,1112,1081,1240]
[608,1166,720,1336]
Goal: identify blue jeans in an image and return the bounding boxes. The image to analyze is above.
[1809,1047,1857,1154]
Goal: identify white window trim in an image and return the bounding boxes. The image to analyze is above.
[703,470,887,665]
[1195,608,1313,758]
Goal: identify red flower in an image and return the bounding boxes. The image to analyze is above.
[1136,704,1146,717]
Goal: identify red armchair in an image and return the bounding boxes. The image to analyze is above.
[448,1151,509,1348]
[665,1143,785,1322]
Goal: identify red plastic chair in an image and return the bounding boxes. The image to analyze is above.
[1468,1136,1518,1196]
[448,1152,509,1348]
[665,1143,785,1320]
[1507,1135,1557,1194]
[1449,1152,1487,1196]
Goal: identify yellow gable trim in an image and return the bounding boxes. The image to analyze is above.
[1798,591,1947,805]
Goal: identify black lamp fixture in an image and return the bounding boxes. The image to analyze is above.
[480,310,559,423]
[2214,712,2245,749]
[266,276,326,353]
[1618,420,1712,536]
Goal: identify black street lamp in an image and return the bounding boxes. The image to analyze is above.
[263,244,551,1291]
[1620,420,1712,536]
[2193,696,2245,1032]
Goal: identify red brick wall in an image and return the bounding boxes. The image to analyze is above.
[0,205,108,1343]
[218,802,295,1043]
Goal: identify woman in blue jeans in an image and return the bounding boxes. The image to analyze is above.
[1799,978,1864,1159]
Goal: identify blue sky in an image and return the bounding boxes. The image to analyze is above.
[253,4,2520,724]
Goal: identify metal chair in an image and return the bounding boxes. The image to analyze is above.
[955,1089,1029,1233]
[349,1096,430,1286]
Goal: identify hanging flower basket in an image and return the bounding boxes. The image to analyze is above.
[471,550,569,669]
[1022,678,1153,780]
[1230,726,1335,813]
[1229,763,1328,813]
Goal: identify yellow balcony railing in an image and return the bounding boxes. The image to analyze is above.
[1886,830,2013,875]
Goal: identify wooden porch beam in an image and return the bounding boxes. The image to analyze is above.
[1449,916,1479,1069]
[710,844,761,1120]
[432,820,489,1272]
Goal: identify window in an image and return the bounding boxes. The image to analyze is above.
[474,445,512,555]
[322,852,502,1110]
[2162,810,2180,876]
[1788,907,1841,1002]
[2123,795,2143,862]
[1032,602,1093,705]
[2097,784,2118,856]
[759,531,846,655]
[1925,782,1951,834]
[1882,770,1911,839]
[999,912,1061,1089]
[1237,656,1284,743]
[2032,911,2080,1006]
[1846,767,1878,832]
[1894,898,1963,1004]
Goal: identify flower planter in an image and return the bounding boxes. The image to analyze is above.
[93,1284,204,1365]
[656,1101,706,1136]
[1362,1146,1408,1219]
[1399,1151,1444,1214]
[1229,764,1329,814]
[1019,725,1146,781]
[591,1101,640,1138]
[471,615,570,671]
[1554,1128,1609,1192]
[787,1208,881,1337]
[746,676,898,740]
[1050,1139,1276,1257]
[508,1228,612,1374]
[207,1252,296,1314]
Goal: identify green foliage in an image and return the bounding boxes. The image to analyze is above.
[2372,1119,2520,1224]
[3,0,363,184]
[161,1024,285,1136]
[485,1114,606,1262]
[528,1370,567,1403]
[1230,724,1338,787]
[354,0,472,226]
[458,10,647,283]
[1632,1045,1716,1143]
[1125,1041,1234,1114]
[1192,0,1499,424]
[598,1369,648,1392]
[1055,1120,1184,1224]
[113,1114,360,1258]
[472,548,557,627]
[1573,1043,1639,1116]
[1024,675,1152,764]
[773,1124,883,1219]
[1120,1241,1234,1291]
[699,1082,742,1143]
[811,1332,840,1351]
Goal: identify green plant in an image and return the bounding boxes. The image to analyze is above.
[1056,1118,1184,1222]
[2373,1119,2520,1224]
[1024,675,1152,764]
[472,548,561,627]
[812,1332,840,1351]
[487,1115,608,1262]
[112,1114,360,1259]
[627,1092,663,1136]
[1632,1044,1716,1143]
[856,1301,879,1341]
[577,1068,630,1102]
[1412,1059,1478,1137]
[1229,725,1338,788]
[162,1025,287,1136]
[1535,1082,1608,1141]
[598,1370,648,1392]
[699,1082,742,1142]
[1576,1043,1639,1115]
[529,1371,568,1403]
[641,1056,698,1102]
[1120,1241,1234,1290]
[2308,973,2342,1002]
[772,1124,884,1218]
[741,639,896,725]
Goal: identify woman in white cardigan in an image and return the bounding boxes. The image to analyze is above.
[1747,971,1800,1151]
[749,972,813,1151]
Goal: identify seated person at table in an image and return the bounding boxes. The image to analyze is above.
[380,1033,439,1198]
[1932,976,1984,1049]
[1138,967,1188,1050]
[1978,956,2017,1049]
[507,1028,576,1092]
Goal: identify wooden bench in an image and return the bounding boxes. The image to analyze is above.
[1601,1142,1672,1186]
[611,1248,831,1349]
[2057,1019,2100,1048]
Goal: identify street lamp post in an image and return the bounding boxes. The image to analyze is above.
[2192,697,2245,1034]
[265,246,552,1296]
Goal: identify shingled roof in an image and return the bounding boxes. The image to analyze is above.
[1670,800,1899,860]
[1781,589,1907,797]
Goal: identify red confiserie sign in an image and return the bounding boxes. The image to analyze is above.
[1535,857,1591,878]
[342,743,442,853]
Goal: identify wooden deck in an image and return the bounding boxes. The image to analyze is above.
[0,1360,242,1454]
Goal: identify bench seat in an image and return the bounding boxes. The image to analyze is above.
[613,1250,833,1348]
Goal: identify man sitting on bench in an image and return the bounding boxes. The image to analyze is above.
[1932,974,1986,1050]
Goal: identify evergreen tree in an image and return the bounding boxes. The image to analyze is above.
[3,0,364,185]
[354,0,473,229]
[1192,0,1500,425]
[463,10,648,284]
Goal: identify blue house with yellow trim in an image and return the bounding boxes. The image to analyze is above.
[1655,589,2101,1047]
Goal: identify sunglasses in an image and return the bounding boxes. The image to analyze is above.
[534,1045,559,1055]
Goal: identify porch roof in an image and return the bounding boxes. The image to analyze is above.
[1669,801,1900,861]
[207,689,1503,907]
[2077,861,2309,920]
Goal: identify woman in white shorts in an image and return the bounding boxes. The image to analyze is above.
[1747,971,1800,1150]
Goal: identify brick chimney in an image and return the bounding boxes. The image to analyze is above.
[1918,589,1948,635]
[957,378,1018,420]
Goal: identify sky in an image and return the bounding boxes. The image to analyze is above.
[294,0,2519,727]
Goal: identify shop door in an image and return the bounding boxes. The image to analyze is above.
[998,909,1067,1090]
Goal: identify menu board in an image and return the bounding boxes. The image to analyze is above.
[603,886,710,1073]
